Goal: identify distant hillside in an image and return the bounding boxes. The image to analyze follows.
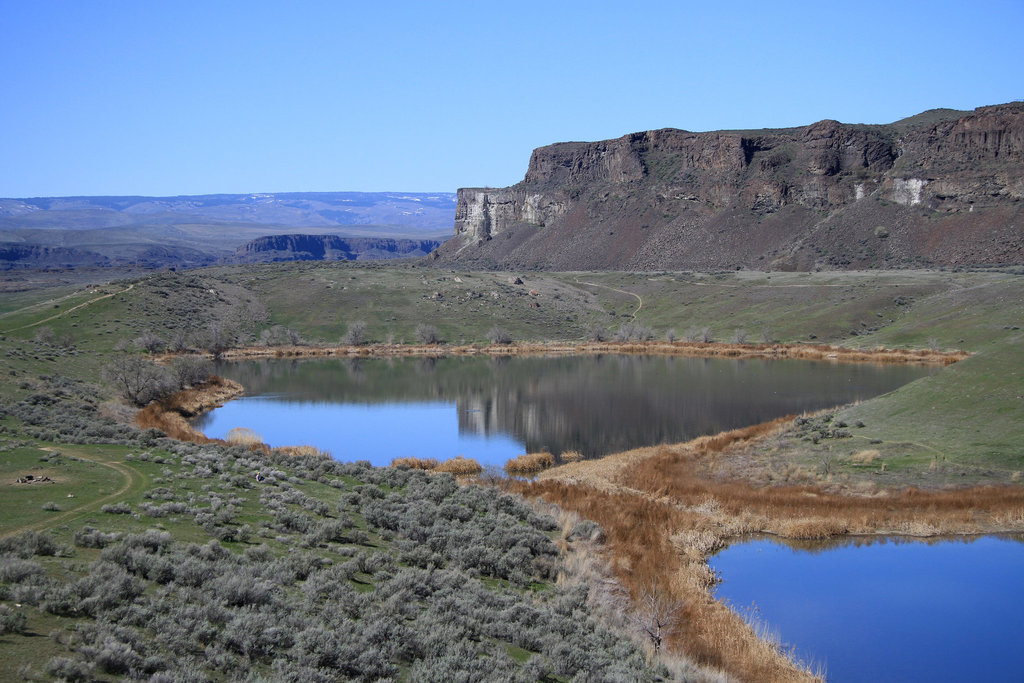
[0,191,455,270]
[234,234,442,263]
[433,103,1023,270]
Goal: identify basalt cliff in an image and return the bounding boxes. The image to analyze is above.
[235,234,442,263]
[433,103,1024,270]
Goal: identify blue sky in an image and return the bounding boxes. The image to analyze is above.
[2,0,1022,197]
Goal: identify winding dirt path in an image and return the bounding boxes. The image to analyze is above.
[2,446,144,537]
[0,282,135,333]
[574,277,643,318]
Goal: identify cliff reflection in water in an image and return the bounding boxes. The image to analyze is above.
[201,355,932,461]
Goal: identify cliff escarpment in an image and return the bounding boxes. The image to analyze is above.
[236,234,442,262]
[435,103,1024,270]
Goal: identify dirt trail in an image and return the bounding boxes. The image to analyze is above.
[0,282,135,333]
[2,447,143,538]
[574,277,643,318]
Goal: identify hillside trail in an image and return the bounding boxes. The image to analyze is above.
[0,282,135,333]
[1,446,143,538]
[574,277,643,319]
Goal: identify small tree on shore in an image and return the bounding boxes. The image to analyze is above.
[343,321,368,346]
[415,323,440,345]
[630,584,684,653]
[486,327,512,345]
[103,356,173,406]
[134,331,166,354]
[171,356,213,389]
[585,323,608,342]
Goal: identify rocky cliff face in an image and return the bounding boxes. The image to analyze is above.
[236,234,442,262]
[438,103,1024,270]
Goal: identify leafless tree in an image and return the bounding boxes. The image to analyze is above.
[171,355,213,389]
[134,330,166,354]
[343,321,368,346]
[103,355,173,406]
[415,323,440,344]
[629,584,684,652]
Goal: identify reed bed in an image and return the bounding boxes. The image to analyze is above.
[514,416,1024,682]
[213,340,967,365]
[504,451,555,475]
[391,456,441,470]
[433,456,483,475]
[226,427,263,446]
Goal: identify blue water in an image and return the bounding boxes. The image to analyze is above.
[194,355,933,466]
[710,535,1024,682]
[195,398,524,467]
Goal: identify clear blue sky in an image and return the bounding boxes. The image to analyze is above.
[2,0,1022,198]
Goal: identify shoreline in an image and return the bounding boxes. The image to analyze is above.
[210,339,967,365]
[141,341,1002,681]
[514,420,1024,681]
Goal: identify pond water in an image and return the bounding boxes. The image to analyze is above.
[194,354,933,466]
[710,535,1024,682]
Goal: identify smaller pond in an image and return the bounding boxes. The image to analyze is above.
[710,535,1024,682]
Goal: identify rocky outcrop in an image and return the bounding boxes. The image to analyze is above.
[0,244,112,269]
[236,234,442,262]
[436,103,1024,270]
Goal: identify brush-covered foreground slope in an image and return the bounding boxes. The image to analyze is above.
[0,418,662,681]
[435,103,1024,271]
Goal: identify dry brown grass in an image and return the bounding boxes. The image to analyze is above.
[135,376,245,445]
[848,449,881,465]
[504,451,555,475]
[215,340,967,366]
[513,416,1024,682]
[433,456,483,475]
[391,456,441,470]
[561,450,585,463]
[226,427,263,446]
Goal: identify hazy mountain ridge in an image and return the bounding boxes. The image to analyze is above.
[434,103,1023,270]
[0,191,456,269]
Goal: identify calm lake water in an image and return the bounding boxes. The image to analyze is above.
[194,355,933,466]
[710,535,1024,682]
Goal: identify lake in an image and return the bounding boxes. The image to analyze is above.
[193,354,933,466]
[710,535,1024,682]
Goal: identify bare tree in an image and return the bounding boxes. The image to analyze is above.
[343,321,368,346]
[103,355,173,406]
[204,322,235,359]
[415,323,440,345]
[586,323,609,342]
[134,330,166,354]
[171,356,213,389]
[630,584,684,653]
[259,325,303,347]
[486,327,512,345]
